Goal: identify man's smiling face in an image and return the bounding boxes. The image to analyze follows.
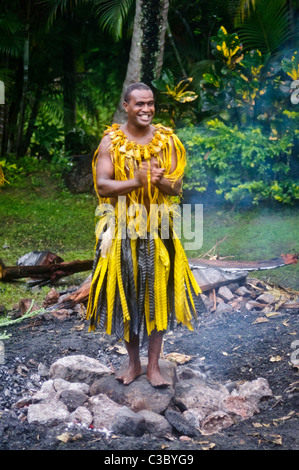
[123,89,155,128]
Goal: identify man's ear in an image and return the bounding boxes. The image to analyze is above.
[123,101,128,113]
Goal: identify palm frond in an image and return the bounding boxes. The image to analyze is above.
[234,0,256,22]
[39,0,87,23]
[235,0,292,55]
[40,0,134,40]
[0,12,25,58]
[94,0,135,41]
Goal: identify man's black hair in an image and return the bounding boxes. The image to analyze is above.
[123,82,153,103]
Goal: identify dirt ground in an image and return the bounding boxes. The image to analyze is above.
[0,289,298,452]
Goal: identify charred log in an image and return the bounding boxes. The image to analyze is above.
[0,258,93,282]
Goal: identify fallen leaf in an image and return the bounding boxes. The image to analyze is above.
[107,344,127,355]
[273,411,295,426]
[17,364,29,376]
[201,442,216,450]
[252,317,269,324]
[179,436,192,442]
[270,355,282,362]
[270,434,282,445]
[56,432,71,443]
[252,422,270,428]
[56,432,82,443]
[265,312,280,318]
[72,323,85,331]
[114,345,127,355]
[165,352,194,364]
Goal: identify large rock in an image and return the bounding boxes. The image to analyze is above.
[232,377,273,404]
[111,407,146,437]
[221,395,259,419]
[49,355,111,385]
[31,378,90,404]
[138,409,173,437]
[90,374,174,414]
[217,286,234,302]
[165,409,199,437]
[200,411,235,435]
[174,374,230,417]
[70,406,93,427]
[58,389,89,412]
[182,407,206,428]
[87,394,122,430]
[27,400,70,426]
[23,353,273,438]
[90,357,176,413]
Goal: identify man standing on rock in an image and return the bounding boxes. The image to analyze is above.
[86,82,201,387]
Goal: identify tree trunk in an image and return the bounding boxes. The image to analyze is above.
[62,44,77,152]
[0,81,4,157]
[20,87,42,156]
[16,30,30,157]
[3,60,24,155]
[113,0,169,123]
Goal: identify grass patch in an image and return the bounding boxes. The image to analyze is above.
[186,204,299,291]
[0,170,298,311]
[0,171,98,309]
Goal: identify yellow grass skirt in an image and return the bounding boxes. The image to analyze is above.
[86,215,201,343]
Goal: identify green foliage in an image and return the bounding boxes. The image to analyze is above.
[0,151,71,187]
[179,117,298,205]
[0,158,17,184]
[94,0,135,41]
[199,26,273,124]
[281,51,299,81]
[178,24,299,206]
[30,115,65,159]
[152,69,198,126]
[0,301,44,328]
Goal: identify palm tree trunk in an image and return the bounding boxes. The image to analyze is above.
[113,0,170,123]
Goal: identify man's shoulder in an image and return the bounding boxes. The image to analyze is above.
[154,123,174,135]
[100,133,111,146]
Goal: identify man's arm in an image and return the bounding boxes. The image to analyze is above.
[96,135,145,197]
[152,137,182,196]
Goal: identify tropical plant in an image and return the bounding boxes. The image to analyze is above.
[178,117,299,206]
[152,68,198,125]
[281,51,299,80]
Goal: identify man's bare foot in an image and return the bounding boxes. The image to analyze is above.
[147,364,172,388]
[115,363,142,385]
